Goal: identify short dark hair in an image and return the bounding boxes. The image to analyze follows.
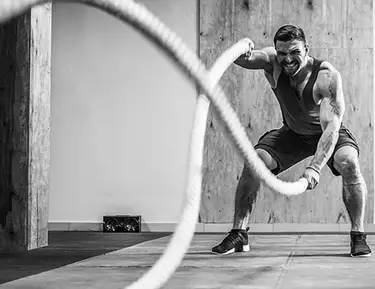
[273,25,306,45]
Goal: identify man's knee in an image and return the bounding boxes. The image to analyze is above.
[255,148,278,171]
[241,149,278,177]
[333,146,361,180]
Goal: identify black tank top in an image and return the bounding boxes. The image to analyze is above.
[271,57,323,135]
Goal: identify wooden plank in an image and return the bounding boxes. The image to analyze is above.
[327,48,374,223]
[271,0,345,48]
[200,0,278,223]
[200,0,271,67]
[0,4,52,251]
[29,3,52,249]
[199,0,374,224]
[345,0,373,48]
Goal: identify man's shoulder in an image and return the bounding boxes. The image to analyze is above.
[316,60,340,77]
[315,60,341,90]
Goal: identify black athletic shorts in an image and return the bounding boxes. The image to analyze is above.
[254,124,360,176]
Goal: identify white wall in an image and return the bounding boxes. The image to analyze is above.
[50,0,198,224]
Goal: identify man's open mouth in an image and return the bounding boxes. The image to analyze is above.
[283,62,298,70]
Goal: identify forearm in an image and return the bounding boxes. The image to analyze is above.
[234,54,249,67]
[309,125,340,173]
[233,40,274,70]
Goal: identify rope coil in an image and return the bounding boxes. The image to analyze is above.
[0,0,309,288]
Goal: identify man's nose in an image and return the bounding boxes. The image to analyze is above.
[285,54,293,63]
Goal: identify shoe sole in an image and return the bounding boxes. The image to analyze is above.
[212,244,250,255]
[351,252,372,258]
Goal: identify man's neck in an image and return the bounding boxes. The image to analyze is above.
[289,56,313,84]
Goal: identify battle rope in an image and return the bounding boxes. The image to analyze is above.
[0,0,309,288]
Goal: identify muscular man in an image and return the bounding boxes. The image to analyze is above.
[212,24,371,257]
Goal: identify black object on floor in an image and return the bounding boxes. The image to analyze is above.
[0,231,171,285]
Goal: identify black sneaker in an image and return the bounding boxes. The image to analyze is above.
[350,231,372,257]
[212,227,250,255]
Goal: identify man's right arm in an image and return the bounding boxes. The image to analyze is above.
[234,43,276,74]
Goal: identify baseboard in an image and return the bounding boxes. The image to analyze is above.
[48,222,375,233]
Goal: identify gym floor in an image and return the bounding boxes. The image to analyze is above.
[0,232,374,288]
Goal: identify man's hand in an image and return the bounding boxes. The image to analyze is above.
[239,38,254,60]
[303,167,320,190]
[239,38,255,61]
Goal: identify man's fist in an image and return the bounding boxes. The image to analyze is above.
[303,167,320,190]
[241,38,254,59]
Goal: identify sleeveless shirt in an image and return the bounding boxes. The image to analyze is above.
[271,57,323,135]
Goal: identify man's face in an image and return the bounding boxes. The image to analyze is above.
[275,39,308,77]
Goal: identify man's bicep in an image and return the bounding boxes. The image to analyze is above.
[319,70,345,130]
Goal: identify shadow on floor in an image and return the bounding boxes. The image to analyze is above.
[0,231,171,285]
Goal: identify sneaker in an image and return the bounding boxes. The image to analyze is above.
[212,227,250,255]
[350,231,372,257]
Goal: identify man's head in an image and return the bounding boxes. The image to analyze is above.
[273,25,309,77]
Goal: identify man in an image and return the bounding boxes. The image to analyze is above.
[211,24,372,257]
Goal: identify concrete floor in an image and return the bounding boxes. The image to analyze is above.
[1,234,374,289]
[0,232,171,285]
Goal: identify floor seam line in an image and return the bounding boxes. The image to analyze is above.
[273,234,301,289]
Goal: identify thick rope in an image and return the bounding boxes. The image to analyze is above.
[0,0,309,288]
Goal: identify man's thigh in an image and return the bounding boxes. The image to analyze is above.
[254,126,316,175]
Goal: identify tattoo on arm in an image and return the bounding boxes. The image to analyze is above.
[309,70,344,172]
[328,80,343,116]
[309,128,339,172]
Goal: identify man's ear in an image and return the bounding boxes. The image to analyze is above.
[305,43,310,54]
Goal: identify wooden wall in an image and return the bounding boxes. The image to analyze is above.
[199,0,374,224]
[0,4,51,251]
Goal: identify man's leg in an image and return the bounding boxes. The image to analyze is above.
[232,149,277,230]
[332,145,371,257]
[333,146,366,232]
[211,149,277,255]
[212,126,311,255]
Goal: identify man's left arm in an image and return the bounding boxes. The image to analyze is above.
[304,69,345,188]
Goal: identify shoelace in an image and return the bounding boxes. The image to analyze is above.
[225,230,245,251]
[352,233,367,244]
